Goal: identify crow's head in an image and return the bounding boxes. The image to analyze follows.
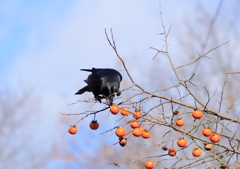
[101,85,118,106]
[107,94,114,106]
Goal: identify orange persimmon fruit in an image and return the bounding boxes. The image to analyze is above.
[110,105,120,115]
[142,130,151,139]
[176,118,184,126]
[210,133,221,143]
[133,111,142,119]
[192,109,203,119]
[192,148,202,157]
[168,148,177,156]
[115,127,126,137]
[121,107,130,116]
[202,128,212,137]
[145,160,155,169]
[68,125,78,135]
[132,128,143,137]
[177,138,187,147]
[130,121,140,129]
[89,120,99,130]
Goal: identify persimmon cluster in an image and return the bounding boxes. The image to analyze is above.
[171,109,221,158]
[110,105,153,169]
[67,107,222,169]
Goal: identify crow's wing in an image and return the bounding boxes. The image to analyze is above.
[86,73,102,89]
[81,68,122,80]
[92,68,122,82]
[81,68,101,87]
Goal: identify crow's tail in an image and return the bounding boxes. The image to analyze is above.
[80,68,94,72]
[75,86,88,95]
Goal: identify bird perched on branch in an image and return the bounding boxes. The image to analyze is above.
[75,68,122,106]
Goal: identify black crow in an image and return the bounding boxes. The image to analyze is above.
[75,68,122,106]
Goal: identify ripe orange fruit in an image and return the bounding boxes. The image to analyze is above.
[133,111,142,119]
[121,107,130,116]
[192,148,202,157]
[192,109,203,119]
[145,160,155,169]
[177,138,187,147]
[168,148,176,156]
[115,127,126,137]
[68,125,78,135]
[110,105,120,115]
[132,128,143,137]
[130,121,140,129]
[176,118,184,126]
[142,130,151,139]
[204,143,212,151]
[89,120,99,130]
[210,133,220,143]
[202,128,212,137]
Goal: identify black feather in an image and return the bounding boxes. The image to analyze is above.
[75,68,122,106]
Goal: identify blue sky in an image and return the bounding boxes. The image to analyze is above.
[0,0,196,77]
[0,1,68,69]
[1,0,239,168]
[0,0,227,82]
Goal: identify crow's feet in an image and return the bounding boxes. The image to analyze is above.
[95,96,103,103]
